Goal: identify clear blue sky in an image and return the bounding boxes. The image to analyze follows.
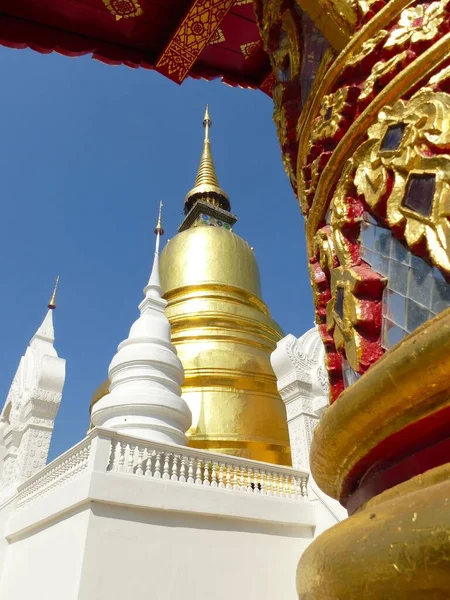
[0,47,313,459]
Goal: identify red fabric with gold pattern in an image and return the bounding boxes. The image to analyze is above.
[0,0,272,92]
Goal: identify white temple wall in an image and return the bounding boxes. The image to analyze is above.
[0,496,17,583]
[0,506,89,600]
[78,503,312,600]
[271,329,348,532]
[0,429,315,600]
[1,488,313,600]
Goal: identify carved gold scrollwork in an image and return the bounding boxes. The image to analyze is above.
[264,5,303,189]
[357,0,381,16]
[359,52,408,101]
[326,266,365,371]
[347,29,388,65]
[384,0,449,48]
[354,87,450,273]
[311,87,350,143]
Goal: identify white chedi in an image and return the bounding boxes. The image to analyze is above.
[91,213,192,445]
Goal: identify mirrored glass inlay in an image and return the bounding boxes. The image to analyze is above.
[359,212,450,350]
[402,173,436,217]
[342,358,361,389]
[384,318,406,348]
[335,287,344,320]
[380,123,406,152]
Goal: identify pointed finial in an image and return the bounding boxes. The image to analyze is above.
[48,276,59,310]
[154,200,164,236]
[184,105,230,215]
[203,105,211,141]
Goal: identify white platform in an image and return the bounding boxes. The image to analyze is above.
[0,428,314,600]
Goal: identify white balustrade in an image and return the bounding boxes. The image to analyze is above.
[106,432,308,500]
[16,428,309,509]
[17,438,92,508]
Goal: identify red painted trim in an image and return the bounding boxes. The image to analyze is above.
[341,403,450,513]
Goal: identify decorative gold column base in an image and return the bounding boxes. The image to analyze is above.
[297,463,450,600]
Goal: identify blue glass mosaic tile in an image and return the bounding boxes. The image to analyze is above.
[359,213,450,350]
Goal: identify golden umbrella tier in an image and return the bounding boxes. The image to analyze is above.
[159,225,291,466]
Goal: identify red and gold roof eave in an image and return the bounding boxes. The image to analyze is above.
[0,0,275,96]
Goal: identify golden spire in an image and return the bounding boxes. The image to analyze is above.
[48,276,59,310]
[154,200,164,236]
[184,106,230,215]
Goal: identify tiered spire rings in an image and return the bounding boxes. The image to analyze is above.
[90,201,191,444]
[184,106,230,215]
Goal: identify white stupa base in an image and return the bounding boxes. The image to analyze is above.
[0,428,316,600]
[91,404,189,445]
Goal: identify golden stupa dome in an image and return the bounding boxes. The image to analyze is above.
[91,107,291,466]
[161,225,262,298]
[158,107,291,466]
[159,224,291,465]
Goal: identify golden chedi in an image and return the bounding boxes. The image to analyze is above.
[91,107,291,466]
[160,107,291,466]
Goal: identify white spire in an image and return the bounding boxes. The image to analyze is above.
[91,202,192,445]
[32,310,55,345]
[0,281,65,494]
[31,277,59,346]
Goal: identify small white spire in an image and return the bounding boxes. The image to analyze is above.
[31,278,60,347]
[146,201,163,292]
[33,310,55,344]
[91,201,191,444]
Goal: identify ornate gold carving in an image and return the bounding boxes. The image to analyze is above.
[385,0,449,48]
[269,9,303,82]
[262,4,303,186]
[297,0,420,223]
[311,87,349,142]
[429,64,450,88]
[355,88,450,273]
[294,0,357,51]
[359,52,407,101]
[313,227,337,272]
[310,307,450,501]
[156,0,235,84]
[347,29,388,65]
[306,31,450,251]
[357,0,380,15]
[326,266,366,370]
[316,167,386,373]
[101,0,142,20]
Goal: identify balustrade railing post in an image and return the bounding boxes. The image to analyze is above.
[247,467,253,493]
[218,463,225,488]
[233,465,239,490]
[127,444,135,473]
[135,446,144,476]
[162,453,171,480]
[203,461,211,486]
[301,476,308,497]
[171,455,180,481]
[154,451,162,478]
[187,457,195,484]
[179,456,187,483]
[211,462,218,487]
[144,456,152,477]
[226,464,232,489]
[195,459,203,485]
